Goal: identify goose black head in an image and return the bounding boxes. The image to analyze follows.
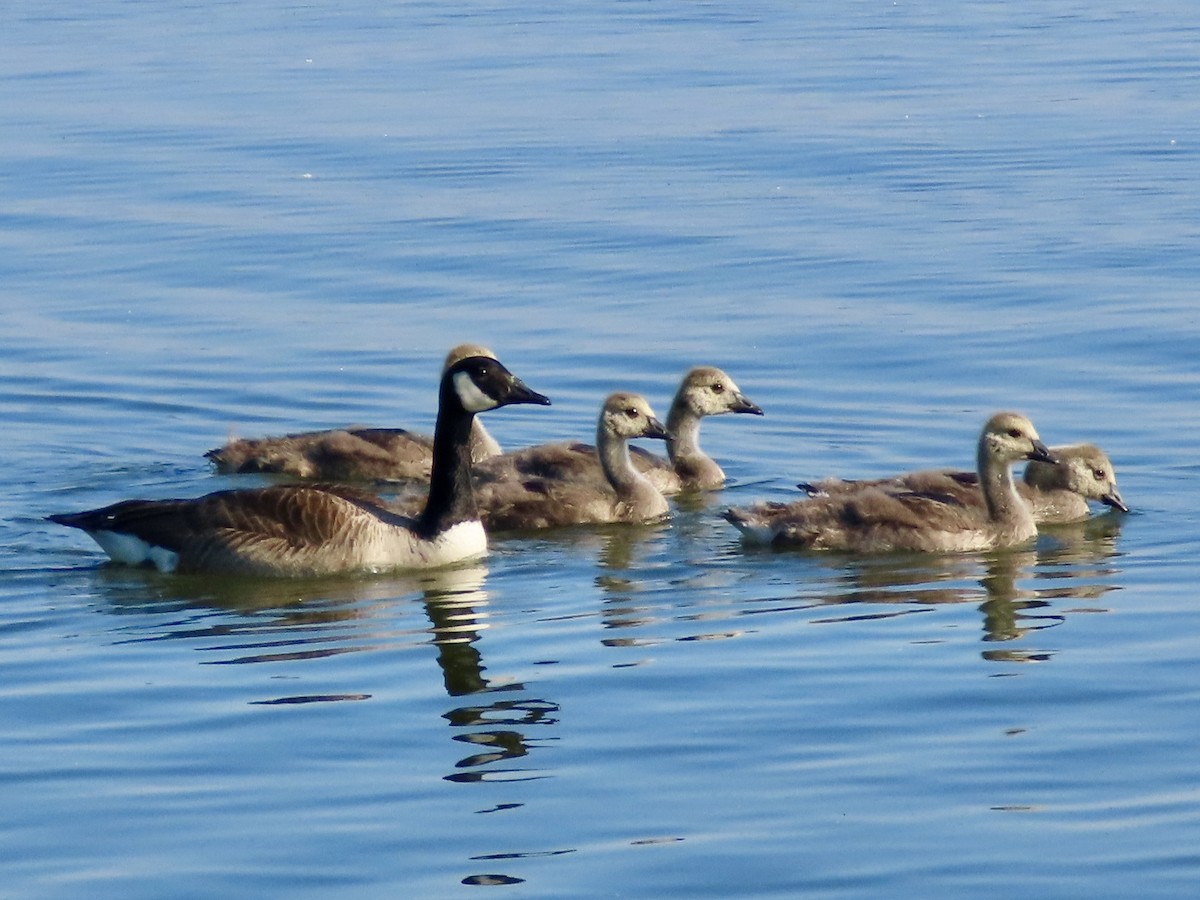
[445,355,551,414]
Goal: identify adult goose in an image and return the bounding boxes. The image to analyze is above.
[472,366,761,494]
[204,343,503,481]
[799,443,1126,525]
[411,392,670,530]
[49,355,550,576]
[724,412,1059,553]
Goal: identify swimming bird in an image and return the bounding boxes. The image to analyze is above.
[49,355,550,576]
[470,366,761,494]
[724,412,1059,553]
[204,343,503,481]
[798,443,1126,525]
[1020,444,1127,523]
[632,366,763,492]
[452,392,671,530]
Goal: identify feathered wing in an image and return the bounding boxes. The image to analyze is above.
[474,442,601,484]
[206,428,436,480]
[800,469,978,498]
[729,486,992,552]
[54,486,414,575]
[473,477,646,531]
[476,443,680,495]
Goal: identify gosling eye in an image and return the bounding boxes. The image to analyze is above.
[1093,468,1107,480]
[1007,428,1023,439]
[625,407,640,419]
[711,382,725,394]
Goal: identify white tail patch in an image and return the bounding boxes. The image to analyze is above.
[92,530,180,573]
[453,371,499,413]
[729,520,775,545]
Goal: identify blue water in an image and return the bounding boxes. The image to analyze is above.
[3,1,1200,896]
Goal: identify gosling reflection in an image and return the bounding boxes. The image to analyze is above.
[978,550,1061,658]
[1036,509,1125,568]
[811,554,984,621]
[790,511,1125,659]
[594,523,665,592]
[982,511,1126,663]
[592,525,673,646]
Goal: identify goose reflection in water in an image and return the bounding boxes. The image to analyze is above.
[414,567,559,785]
[95,565,432,673]
[89,563,559,783]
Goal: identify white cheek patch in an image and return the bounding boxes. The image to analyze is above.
[453,371,499,413]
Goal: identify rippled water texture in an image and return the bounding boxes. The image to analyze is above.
[3,2,1199,897]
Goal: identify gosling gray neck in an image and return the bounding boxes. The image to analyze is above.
[598,421,659,504]
[977,443,1033,530]
[665,398,723,484]
[468,419,502,462]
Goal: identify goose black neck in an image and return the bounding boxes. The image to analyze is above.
[417,400,479,537]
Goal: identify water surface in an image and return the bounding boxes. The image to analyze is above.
[2,2,1199,897]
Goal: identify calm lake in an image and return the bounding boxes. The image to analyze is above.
[3,1,1199,896]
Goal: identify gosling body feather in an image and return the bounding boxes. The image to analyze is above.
[400,392,671,530]
[635,366,763,492]
[726,412,1059,553]
[799,443,1125,524]
[205,344,502,481]
[474,366,760,495]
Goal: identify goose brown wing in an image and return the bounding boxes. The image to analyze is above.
[57,486,392,553]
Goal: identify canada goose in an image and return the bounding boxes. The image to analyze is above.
[724,412,1059,553]
[467,392,671,530]
[1020,444,1127,523]
[799,443,1126,525]
[204,343,503,481]
[469,366,760,494]
[49,356,550,576]
[633,366,763,492]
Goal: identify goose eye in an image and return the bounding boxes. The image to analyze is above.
[1093,469,1107,480]
[625,408,640,419]
[1007,428,1023,439]
[711,382,725,394]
